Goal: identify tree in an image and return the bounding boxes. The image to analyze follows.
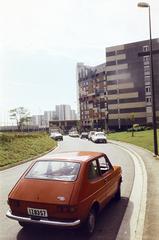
[9,107,31,131]
[129,113,135,137]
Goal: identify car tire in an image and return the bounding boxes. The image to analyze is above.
[84,208,96,235]
[114,183,121,201]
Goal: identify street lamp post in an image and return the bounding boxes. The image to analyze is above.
[138,2,158,156]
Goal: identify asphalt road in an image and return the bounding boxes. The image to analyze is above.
[0,136,135,240]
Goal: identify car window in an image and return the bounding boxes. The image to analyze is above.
[98,156,111,174]
[25,160,80,181]
[96,133,104,136]
[88,160,100,180]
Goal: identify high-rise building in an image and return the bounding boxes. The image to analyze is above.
[77,63,108,130]
[77,38,159,130]
[55,105,77,121]
[106,38,159,130]
[43,111,58,127]
[30,115,44,127]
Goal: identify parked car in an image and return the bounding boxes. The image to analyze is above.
[6,151,122,235]
[50,132,63,141]
[91,132,107,143]
[80,132,88,139]
[88,131,96,140]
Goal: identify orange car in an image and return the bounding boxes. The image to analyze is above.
[6,151,122,235]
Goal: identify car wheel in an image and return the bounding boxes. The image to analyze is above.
[114,183,121,201]
[85,208,96,235]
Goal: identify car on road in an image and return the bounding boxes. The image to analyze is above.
[50,132,63,141]
[91,132,107,143]
[6,151,122,235]
[80,132,88,139]
[88,131,96,141]
[69,131,79,137]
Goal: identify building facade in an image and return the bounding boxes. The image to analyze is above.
[43,111,58,127]
[55,105,76,121]
[30,115,45,128]
[77,63,108,131]
[77,38,159,130]
[106,38,159,130]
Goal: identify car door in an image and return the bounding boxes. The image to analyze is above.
[97,155,116,203]
[85,159,108,208]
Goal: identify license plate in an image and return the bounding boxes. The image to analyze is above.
[27,207,48,217]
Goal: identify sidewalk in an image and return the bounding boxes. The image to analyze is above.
[134,146,159,240]
[113,141,159,240]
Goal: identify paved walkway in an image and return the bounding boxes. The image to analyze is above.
[113,141,159,240]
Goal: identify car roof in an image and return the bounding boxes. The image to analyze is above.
[95,132,104,134]
[38,151,105,163]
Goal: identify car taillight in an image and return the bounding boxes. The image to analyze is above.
[56,205,77,213]
[7,199,20,207]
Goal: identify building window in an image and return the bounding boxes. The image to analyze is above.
[147,116,152,123]
[146,107,152,113]
[146,96,152,103]
[145,86,151,93]
[106,51,116,57]
[117,49,125,55]
[144,66,150,76]
[145,76,151,82]
[117,59,127,64]
[107,70,116,76]
[143,45,149,52]
[143,55,150,64]
[107,61,116,66]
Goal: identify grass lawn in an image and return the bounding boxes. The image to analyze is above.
[108,129,159,153]
[0,132,56,168]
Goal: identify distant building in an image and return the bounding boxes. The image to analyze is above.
[43,111,58,127]
[49,120,78,134]
[29,105,77,128]
[30,115,45,128]
[55,104,77,121]
[71,109,77,120]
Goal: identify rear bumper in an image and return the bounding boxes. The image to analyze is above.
[6,209,80,227]
[55,137,63,141]
[95,139,107,143]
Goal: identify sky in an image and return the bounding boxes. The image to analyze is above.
[0,0,159,125]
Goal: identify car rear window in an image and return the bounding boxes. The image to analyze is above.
[25,160,80,181]
[96,133,104,136]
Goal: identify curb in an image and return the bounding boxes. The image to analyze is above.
[110,141,147,240]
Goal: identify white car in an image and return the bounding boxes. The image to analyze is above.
[69,131,79,137]
[88,131,96,140]
[91,132,107,143]
[50,132,63,141]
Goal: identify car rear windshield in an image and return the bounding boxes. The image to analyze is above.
[96,133,104,136]
[25,160,80,181]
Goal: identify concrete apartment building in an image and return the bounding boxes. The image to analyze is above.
[55,105,77,121]
[43,111,58,127]
[30,105,77,129]
[77,38,159,130]
[77,62,108,131]
[31,115,45,128]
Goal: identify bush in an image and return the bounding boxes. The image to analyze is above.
[127,125,146,132]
